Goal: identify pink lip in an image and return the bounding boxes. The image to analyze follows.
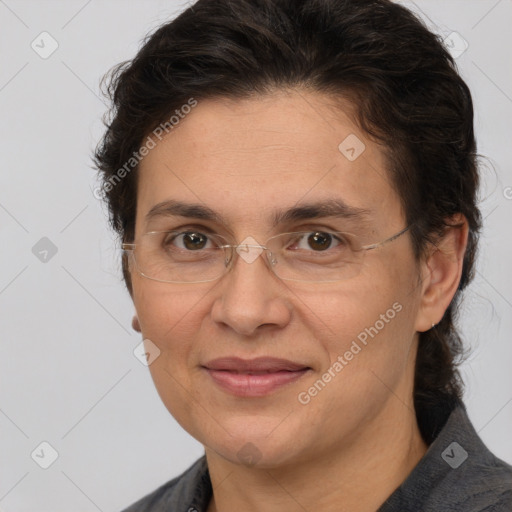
[202,357,311,397]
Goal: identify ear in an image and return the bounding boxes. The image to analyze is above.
[132,314,142,333]
[415,214,469,333]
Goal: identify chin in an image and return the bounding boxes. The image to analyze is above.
[202,418,310,469]
[210,439,302,470]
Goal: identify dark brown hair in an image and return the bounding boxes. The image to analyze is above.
[94,0,481,442]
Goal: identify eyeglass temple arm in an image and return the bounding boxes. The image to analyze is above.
[362,225,411,251]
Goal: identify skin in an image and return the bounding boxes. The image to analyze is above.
[129,89,468,512]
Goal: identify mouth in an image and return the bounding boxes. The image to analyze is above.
[201,357,311,397]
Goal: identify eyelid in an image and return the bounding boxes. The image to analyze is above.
[290,230,346,246]
[287,224,353,235]
[166,223,216,232]
[174,222,239,238]
[166,225,229,245]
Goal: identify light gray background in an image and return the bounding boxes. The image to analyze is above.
[0,1,511,510]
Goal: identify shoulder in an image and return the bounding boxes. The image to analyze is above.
[454,458,512,511]
[479,489,512,512]
[431,403,512,511]
[120,456,211,512]
[379,400,512,512]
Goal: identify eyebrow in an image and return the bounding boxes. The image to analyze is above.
[145,198,371,229]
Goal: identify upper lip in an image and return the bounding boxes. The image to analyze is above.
[203,357,309,373]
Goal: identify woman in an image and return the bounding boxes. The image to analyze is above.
[94,0,512,510]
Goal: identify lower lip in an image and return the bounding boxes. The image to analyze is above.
[203,368,310,397]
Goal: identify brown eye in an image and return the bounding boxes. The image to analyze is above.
[183,232,208,250]
[166,232,211,250]
[287,231,345,254]
[307,232,333,251]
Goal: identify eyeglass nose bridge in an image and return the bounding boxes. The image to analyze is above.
[221,237,277,269]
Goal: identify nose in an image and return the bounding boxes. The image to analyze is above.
[210,240,292,337]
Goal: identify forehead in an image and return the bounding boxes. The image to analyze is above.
[135,90,403,234]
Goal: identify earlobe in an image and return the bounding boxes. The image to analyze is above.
[132,314,142,333]
[415,215,469,333]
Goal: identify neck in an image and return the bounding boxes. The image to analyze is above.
[205,396,428,512]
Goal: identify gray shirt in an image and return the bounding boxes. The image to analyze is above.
[122,400,512,511]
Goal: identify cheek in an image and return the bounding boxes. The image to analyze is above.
[131,279,216,430]
[131,278,215,377]
[304,258,419,380]
[133,273,211,330]
[305,286,407,360]
[294,293,415,437]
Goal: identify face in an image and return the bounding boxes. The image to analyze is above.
[130,89,425,468]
